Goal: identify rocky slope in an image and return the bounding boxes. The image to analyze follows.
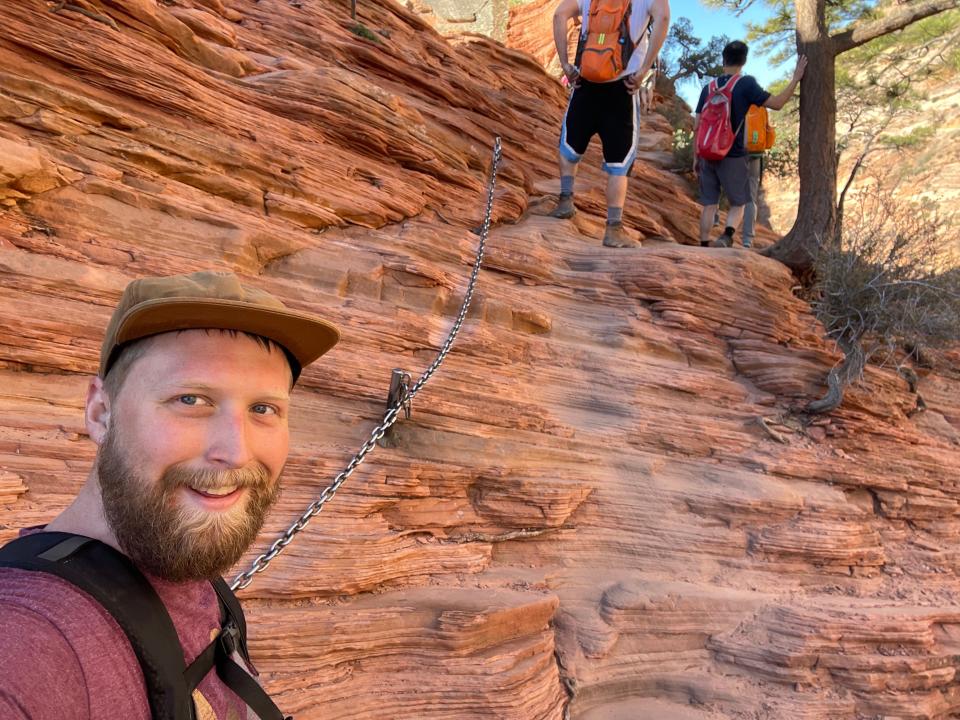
[411,0,512,42]
[506,0,569,78]
[2,1,960,718]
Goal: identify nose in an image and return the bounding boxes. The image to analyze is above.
[204,406,253,470]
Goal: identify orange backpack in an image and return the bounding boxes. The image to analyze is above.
[575,0,634,83]
[745,104,775,153]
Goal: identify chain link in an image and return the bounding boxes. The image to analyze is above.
[231,137,503,591]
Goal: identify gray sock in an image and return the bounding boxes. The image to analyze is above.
[607,207,623,226]
[560,175,575,196]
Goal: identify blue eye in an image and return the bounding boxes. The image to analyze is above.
[176,395,210,407]
[252,404,276,415]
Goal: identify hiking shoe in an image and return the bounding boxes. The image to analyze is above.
[550,193,577,219]
[711,227,736,247]
[602,222,640,248]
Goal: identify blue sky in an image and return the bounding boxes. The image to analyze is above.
[666,0,793,107]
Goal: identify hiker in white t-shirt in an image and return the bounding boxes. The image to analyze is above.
[550,0,670,248]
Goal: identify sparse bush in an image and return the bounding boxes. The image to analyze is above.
[349,23,380,43]
[764,132,799,179]
[882,125,936,150]
[808,187,960,413]
[672,128,694,171]
[659,96,691,132]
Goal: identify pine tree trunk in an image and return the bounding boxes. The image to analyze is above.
[763,0,837,275]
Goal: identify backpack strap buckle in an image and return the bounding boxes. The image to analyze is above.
[219,621,241,657]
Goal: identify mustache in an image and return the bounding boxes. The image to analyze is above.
[162,463,270,493]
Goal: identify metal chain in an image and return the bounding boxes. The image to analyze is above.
[231,137,503,591]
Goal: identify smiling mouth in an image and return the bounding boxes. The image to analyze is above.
[188,485,240,499]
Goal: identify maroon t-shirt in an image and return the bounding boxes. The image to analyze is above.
[0,545,253,720]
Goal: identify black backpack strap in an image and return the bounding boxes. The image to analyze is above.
[0,532,289,720]
[616,1,634,74]
[211,577,253,668]
[0,532,194,720]
[182,577,288,720]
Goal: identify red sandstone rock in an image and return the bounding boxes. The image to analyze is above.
[1,1,960,719]
[507,0,578,78]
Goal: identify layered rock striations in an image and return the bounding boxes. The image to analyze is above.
[506,0,573,78]
[1,1,959,718]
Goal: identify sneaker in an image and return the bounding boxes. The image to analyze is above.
[711,226,736,248]
[602,222,640,248]
[550,193,576,219]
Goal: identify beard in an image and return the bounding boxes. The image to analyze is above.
[96,424,280,582]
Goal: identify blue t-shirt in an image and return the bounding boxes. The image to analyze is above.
[695,74,771,158]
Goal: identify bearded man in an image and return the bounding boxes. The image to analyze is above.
[0,270,340,720]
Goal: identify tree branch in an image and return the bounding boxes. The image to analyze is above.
[832,0,960,55]
[836,150,867,233]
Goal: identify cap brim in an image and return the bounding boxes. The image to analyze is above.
[112,298,340,376]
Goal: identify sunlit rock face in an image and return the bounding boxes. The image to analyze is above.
[2,2,960,718]
[413,0,512,41]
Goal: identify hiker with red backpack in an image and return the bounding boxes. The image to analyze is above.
[693,41,806,247]
[550,0,671,248]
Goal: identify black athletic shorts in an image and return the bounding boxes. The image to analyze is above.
[559,78,639,176]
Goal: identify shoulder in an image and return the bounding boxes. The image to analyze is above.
[736,74,766,95]
[0,569,149,719]
[0,567,126,631]
[637,0,665,16]
[650,0,670,15]
[0,570,95,719]
[737,74,771,102]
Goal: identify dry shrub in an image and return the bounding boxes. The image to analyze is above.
[808,187,960,413]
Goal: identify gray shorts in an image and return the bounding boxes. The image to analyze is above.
[698,155,751,206]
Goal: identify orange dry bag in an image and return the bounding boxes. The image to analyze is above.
[745,104,776,153]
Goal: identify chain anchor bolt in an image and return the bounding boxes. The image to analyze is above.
[378,368,412,448]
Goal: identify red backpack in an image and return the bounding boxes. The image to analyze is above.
[695,74,742,161]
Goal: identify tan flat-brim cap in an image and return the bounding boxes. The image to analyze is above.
[100,270,340,382]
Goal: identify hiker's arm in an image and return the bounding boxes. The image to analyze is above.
[0,608,88,719]
[691,115,699,174]
[554,0,581,83]
[625,0,670,91]
[764,55,808,110]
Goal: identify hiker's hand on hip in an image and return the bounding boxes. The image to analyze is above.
[624,70,643,93]
[562,63,580,86]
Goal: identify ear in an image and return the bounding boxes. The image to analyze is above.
[85,377,111,446]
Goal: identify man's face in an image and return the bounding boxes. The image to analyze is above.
[95,330,292,581]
